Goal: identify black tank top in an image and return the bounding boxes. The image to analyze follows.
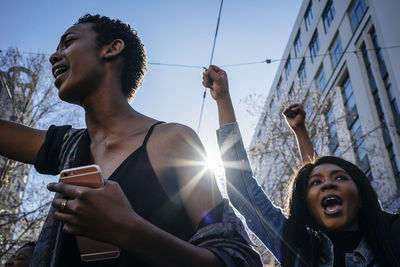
[57,122,195,266]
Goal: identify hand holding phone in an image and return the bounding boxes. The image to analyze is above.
[60,165,120,261]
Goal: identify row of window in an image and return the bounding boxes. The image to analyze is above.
[361,29,400,183]
[263,1,399,190]
[264,66,398,188]
[285,0,367,83]
[320,27,400,184]
[341,77,372,178]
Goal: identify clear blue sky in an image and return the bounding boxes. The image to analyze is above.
[1,0,302,165]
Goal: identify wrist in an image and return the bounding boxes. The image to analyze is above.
[114,211,144,250]
[292,124,306,133]
[216,95,232,105]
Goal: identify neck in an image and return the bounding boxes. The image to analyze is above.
[80,80,151,142]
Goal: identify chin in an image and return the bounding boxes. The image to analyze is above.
[58,90,82,105]
[323,221,357,232]
[318,217,345,232]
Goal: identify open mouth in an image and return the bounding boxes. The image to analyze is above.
[53,66,69,79]
[321,194,343,215]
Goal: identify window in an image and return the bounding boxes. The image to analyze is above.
[387,143,400,182]
[342,78,356,111]
[14,180,20,191]
[371,28,400,133]
[276,78,282,100]
[294,30,302,57]
[371,29,385,72]
[317,67,327,93]
[361,44,377,93]
[309,31,320,63]
[331,36,343,68]
[304,94,313,114]
[298,60,307,85]
[326,109,339,153]
[341,76,372,176]
[288,84,295,100]
[349,0,368,30]
[285,56,292,79]
[385,77,400,130]
[304,1,314,31]
[361,43,400,183]
[322,0,335,32]
[269,98,276,114]
[313,137,322,155]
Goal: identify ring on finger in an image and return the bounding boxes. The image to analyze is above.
[60,199,67,212]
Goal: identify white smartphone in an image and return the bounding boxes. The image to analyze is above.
[60,164,120,261]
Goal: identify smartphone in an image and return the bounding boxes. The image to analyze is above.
[60,165,120,261]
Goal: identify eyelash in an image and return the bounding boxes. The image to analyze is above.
[309,180,321,186]
[309,175,348,186]
[65,39,73,46]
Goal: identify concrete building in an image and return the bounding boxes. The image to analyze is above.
[250,0,400,211]
[0,66,35,253]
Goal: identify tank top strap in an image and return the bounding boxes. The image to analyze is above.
[142,121,165,146]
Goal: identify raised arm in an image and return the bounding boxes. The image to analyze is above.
[0,120,46,164]
[203,65,287,262]
[283,104,317,164]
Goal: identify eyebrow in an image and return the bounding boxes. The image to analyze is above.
[56,31,76,50]
[309,169,348,179]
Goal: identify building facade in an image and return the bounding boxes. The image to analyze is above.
[0,65,35,255]
[250,0,400,211]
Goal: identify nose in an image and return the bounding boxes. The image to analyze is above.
[49,50,61,65]
[321,180,337,191]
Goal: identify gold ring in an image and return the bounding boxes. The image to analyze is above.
[60,199,67,212]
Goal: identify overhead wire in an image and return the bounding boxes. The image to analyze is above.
[220,44,400,67]
[148,62,203,69]
[197,0,224,133]
[3,45,399,70]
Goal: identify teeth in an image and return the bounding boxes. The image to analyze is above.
[322,195,342,208]
[54,67,67,78]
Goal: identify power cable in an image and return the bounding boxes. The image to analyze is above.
[1,45,399,70]
[148,62,203,69]
[220,44,400,67]
[197,0,224,133]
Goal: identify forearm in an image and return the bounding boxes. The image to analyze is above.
[118,215,223,267]
[217,122,286,260]
[293,126,316,164]
[0,120,46,163]
[216,96,236,126]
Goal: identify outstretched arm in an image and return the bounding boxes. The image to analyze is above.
[283,104,317,164]
[202,65,236,126]
[0,120,46,164]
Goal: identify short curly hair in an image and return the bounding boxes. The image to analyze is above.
[75,14,147,101]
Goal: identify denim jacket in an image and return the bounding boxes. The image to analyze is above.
[217,122,378,267]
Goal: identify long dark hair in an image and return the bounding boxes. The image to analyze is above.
[280,156,400,266]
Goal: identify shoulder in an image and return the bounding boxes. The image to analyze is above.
[146,122,206,177]
[153,122,198,138]
[151,122,203,152]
